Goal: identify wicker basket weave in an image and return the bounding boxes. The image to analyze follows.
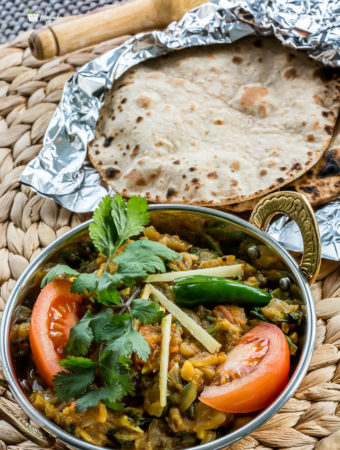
[0,29,340,450]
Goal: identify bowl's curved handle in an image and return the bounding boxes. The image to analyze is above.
[0,396,56,448]
[249,191,321,284]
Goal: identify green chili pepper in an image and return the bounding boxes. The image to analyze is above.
[173,275,271,307]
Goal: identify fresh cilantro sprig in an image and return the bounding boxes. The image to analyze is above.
[48,195,176,412]
[41,195,177,300]
[53,295,163,412]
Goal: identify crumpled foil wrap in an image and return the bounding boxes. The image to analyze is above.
[19,0,340,260]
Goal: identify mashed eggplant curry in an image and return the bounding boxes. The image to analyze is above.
[11,196,304,449]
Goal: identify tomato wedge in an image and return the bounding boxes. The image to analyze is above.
[29,280,83,387]
[199,322,290,413]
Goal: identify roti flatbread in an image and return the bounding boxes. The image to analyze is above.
[89,37,339,206]
[224,119,340,212]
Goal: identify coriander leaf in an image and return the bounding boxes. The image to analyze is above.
[75,382,127,413]
[94,313,130,343]
[41,264,79,288]
[76,357,132,412]
[118,355,132,369]
[59,356,96,371]
[131,298,164,324]
[65,310,94,356]
[128,328,151,361]
[89,196,117,258]
[97,286,121,306]
[75,389,107,413]
[102,382,127,410]
[71,272,98,294]
[106,325,150,362]
[53,369,95,402]
[125,196,150,239]
[110,195,129,242]
[97,272,118,291]
[99,350,130,385]
[111,195,149,244]
[113,240,177,284]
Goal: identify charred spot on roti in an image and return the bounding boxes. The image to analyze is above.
[126,144,130,150]
[287,53,296,62]
[136,116,143,123]
[238,85,269,116]
[231,179,238,186]
[207,172,217,179]
[121,98,127,104]
[182,174,186,179]
[313,94,324,106]
[103,137,113,147]
[132,145,140,157]
[317,158,340,177]
[137,95,152,108]
[230,161,240,172]
[277,177,284,183]
[253,39,262,47]
[214,119,224,125]
[325,125,333,135]
[166,187,177,198]
[313,67,338,82]
[95,150,100,155]
[259,169,267,176]
[169,77,186,86]
[322,111,329,117]
[306,134,315,142]
[284,67,297,79]
[280,166,287,171]
[232,56,243,64]
[293,163,302,171]
[173,160,180,165]
[192,178,199,184]
[301,186,317,194]
[189,167,196,172]
[105,167,120,178]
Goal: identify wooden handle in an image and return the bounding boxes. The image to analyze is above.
[29,0,207,60]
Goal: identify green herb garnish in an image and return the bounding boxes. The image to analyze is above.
[43,195,177,412]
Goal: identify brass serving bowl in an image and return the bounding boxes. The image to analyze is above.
[0,191,320,449]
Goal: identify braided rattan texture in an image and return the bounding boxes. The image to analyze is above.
[0,30,340,450]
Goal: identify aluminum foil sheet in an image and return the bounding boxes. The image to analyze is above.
[19,0,340,259]
[267,200,340,261]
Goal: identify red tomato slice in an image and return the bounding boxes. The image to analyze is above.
[199,322,290,413]
[29,280,83,387]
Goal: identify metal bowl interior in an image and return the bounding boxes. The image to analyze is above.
[0,205,316,450]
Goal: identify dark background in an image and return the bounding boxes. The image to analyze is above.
[0,0,125,44]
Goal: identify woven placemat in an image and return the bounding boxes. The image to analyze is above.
[1,30,340,450]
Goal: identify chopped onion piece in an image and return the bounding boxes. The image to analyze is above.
[149,285,221,354]
[146,264,243,283]
[159,314,172,408]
